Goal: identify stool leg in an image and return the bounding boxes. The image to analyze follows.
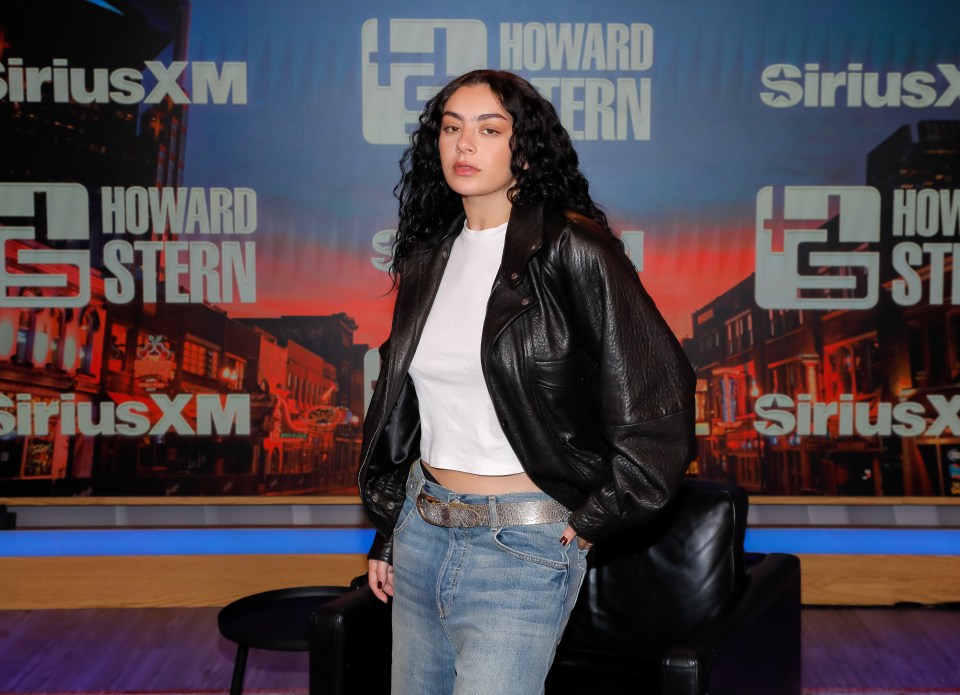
[230,644,248,695]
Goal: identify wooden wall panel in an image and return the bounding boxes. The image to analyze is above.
[798,555,960,606]
[2,554,368,609]
[3,553,958,608]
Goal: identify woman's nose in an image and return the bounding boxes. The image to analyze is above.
[456,133,475,153]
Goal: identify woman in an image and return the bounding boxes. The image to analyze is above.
[359,69,696,694]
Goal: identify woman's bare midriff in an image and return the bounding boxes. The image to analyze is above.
[421,461,543,494]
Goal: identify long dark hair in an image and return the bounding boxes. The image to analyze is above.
[391,69,613,282]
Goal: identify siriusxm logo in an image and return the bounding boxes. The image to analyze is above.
[760,63,960,109]
[361,19,488,144]
[0,59,247,105]
[755,186,881,310]
[0,393,251,437]
[754,393,960,438]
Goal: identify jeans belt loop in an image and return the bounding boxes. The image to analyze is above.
[487,495,499,529]
[408,461,425,499]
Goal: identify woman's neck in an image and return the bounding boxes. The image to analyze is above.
[461,195,512,231]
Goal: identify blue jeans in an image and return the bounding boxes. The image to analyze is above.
[390,462,588,695]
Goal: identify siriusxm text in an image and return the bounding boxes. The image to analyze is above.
[760,63,960,108]
[0,393,251,437]
[0,59,248,105]
[754,393,960,438]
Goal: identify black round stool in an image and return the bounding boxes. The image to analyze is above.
[218,585,349,695]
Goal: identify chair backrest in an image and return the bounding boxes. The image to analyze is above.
[561,479,748,653]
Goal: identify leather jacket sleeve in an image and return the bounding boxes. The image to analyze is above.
[360,337,421,566]
[556,220,697,542]
[367,530,394,563]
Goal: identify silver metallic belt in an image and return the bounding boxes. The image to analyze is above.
[415,492,569,528]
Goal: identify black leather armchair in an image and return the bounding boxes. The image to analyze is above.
[308,480,801,695]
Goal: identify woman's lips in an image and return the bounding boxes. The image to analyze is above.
[453,162,478,175]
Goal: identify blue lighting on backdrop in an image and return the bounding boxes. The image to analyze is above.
[0,528,377,557]
[0,528,958,557]
[744,529,960,556]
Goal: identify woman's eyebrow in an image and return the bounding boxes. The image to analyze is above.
[442,110,510,122]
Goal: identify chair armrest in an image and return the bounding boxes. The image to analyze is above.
[308,585,392,695]
[661,553,801,695]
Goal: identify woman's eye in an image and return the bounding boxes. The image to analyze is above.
[442,124,460,133]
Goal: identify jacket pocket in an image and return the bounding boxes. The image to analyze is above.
[533,354,590,391]
[533,356,605,473]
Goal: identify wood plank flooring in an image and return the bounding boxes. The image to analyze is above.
[0,607,957,691]
[802,607,960,688]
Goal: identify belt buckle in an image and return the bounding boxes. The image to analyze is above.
[416,493,478,527]
[416,492,447,525]
[416,492,439,513]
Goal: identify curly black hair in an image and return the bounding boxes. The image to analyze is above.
[391,69,614,282]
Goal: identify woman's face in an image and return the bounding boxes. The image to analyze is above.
[438,84,515,210]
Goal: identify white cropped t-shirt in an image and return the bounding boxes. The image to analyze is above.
[407,221,524,475]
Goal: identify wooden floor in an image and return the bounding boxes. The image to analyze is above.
[0,607,958,691]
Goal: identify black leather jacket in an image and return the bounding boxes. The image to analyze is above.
[359,203,697,563]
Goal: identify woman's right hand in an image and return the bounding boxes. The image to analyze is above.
[368,558,395,603]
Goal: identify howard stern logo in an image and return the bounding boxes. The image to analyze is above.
[361,18,653,144]
[756,185,960,310]
[0,182,257,309]
[755,186,880,310]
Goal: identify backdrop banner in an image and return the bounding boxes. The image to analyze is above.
[1,0,958,498]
